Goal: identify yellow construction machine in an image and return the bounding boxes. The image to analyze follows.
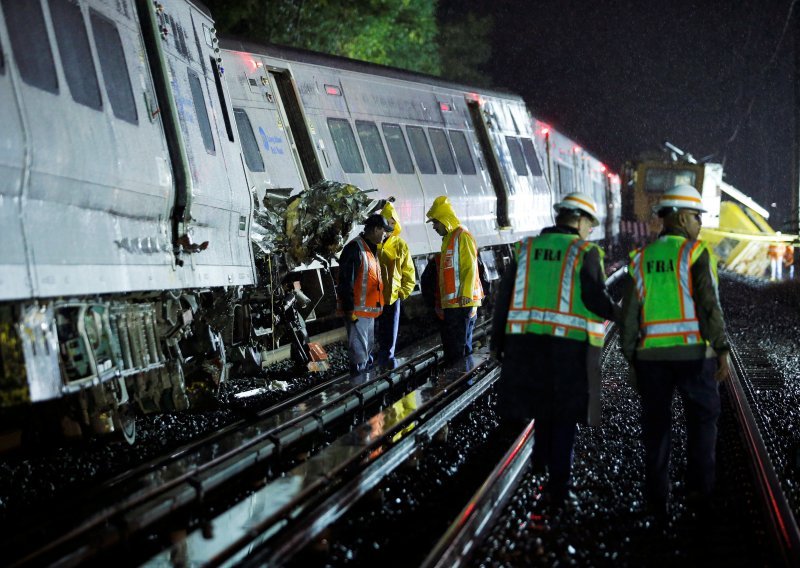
[621,143,797,278]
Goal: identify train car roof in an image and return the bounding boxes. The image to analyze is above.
[219,36,524,103]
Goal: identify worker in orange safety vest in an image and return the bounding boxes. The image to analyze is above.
[337,214,391,375]
[425,196,484,367]
[768,241,787,280]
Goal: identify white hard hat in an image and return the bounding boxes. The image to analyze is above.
[654,184,707,214]
[554,192,600,226]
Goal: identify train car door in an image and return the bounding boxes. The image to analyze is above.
[466,99,511,229]
[266,70,323,190]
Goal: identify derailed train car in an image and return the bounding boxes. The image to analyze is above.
[0,0,616,447]
[530,117,621,248]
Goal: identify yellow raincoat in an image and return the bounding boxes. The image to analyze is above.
[425,196,483,308]
[378,202,416,305]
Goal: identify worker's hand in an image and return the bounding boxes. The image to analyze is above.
[715,352,731,383]
[347,312,358,323]
[457,296,471,307]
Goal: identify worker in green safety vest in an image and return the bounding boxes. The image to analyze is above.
[620,184,731,522]
[492,192,619,510]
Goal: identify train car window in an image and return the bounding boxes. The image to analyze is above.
[448,130,476,175]
[355,120,390,174]
[49,0,102,110]
[505,136,528,176]
[520,137,543,176]
[381,123,414,174]
[90,10,138,124]
[233,108,265,172]
[428,128,457,175]
[593,180,604,202]
[188,70,216,154]
[644,168,697,193]
[557,163,574,195]
[2,0,58,93]
[406,126,436,174]
[327,118,364,173]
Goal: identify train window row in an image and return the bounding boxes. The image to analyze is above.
[1,0,138,124]
[324,117,479,177]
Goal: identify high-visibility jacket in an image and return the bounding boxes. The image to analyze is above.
[505,233,605,346]
[629,235,708,349]
[439,227,483,308]
[337,237,383,318]
[378,202,416,305]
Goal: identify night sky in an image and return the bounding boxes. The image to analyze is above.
[443,0,796,228]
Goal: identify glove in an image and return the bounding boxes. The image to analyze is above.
[348,312,358,322]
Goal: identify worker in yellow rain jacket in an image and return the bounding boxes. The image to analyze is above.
[620,184,731,520]
[425,196,484,367]
[376,201,416,370]
[491,192,619,509]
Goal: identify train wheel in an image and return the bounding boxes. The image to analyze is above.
[113,404,136,445]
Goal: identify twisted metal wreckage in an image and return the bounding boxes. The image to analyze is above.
[248,180,376,375]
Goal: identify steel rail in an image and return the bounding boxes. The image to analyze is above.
[421,419,535,568]
[231,359,502,568]
[421,269,625,567]
[6,335,450,567]
[727,344,800,566]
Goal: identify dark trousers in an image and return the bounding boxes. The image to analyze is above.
[634,357,720,505]
[532,418,577,500]
[441,307,476,365]
[376,299,401,369]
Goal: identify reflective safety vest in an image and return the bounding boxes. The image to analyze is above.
[440,227,483,308]
[339,237,383,319]
[505,233,605,346]
[629,235,706,349]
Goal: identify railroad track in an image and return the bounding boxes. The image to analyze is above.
[4,324,482,567]
[423,334,800,567]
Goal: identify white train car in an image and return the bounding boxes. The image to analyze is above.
[218,40,553,265]
[0,0,621,447]
[531,117,620,245]
[0,0,254,442]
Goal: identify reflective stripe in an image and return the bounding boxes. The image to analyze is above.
[630,250,645,303]
[559,241,589,312]
[442,227,463,301]
[508,308,590,331]
[354,238,382,314]
[512,239,531,309]
[643,320,700,336]
[678,240,697,321]
[356,238,369,310]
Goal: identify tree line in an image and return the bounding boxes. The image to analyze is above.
[204,0,493,87]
